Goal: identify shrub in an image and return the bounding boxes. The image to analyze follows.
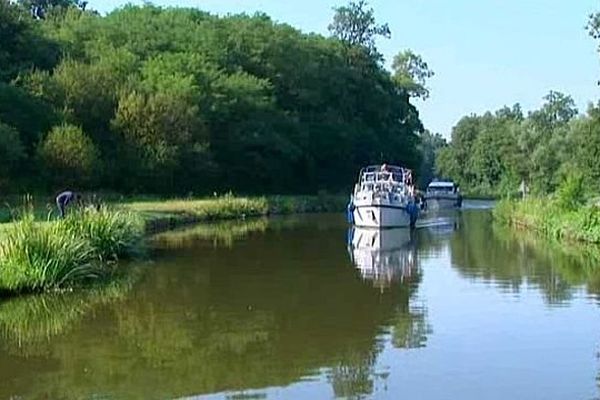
[0,214,97,292]
[61,206,144,262]
[0,207,144,293]
[38,124,99,187]
[555,172,585,211]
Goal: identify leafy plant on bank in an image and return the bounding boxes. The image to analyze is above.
[0,207,143,293]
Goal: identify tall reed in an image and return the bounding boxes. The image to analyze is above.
[0,207,143,293]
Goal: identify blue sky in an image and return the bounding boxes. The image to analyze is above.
[92,0,600,138]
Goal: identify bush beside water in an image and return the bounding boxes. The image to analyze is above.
[493,172,600,244]
[0,207,143,293]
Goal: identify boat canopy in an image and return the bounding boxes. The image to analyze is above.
[361,165,407,174]
[427,181,455,189]
[354,164,414,196]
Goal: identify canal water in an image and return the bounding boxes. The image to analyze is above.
[1,203,599,399]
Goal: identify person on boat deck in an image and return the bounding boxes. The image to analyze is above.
[404,170,413,187]
[56,190,82,218]
[380,164,389,172]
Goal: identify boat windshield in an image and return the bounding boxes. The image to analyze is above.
[374,183,388,191]
[427,184,455,193]
[392,184,403,193]
[361,171,405,183]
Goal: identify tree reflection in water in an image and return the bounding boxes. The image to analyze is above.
[8,210,598,399]
[450,211,600,304]
[0,215,432,399]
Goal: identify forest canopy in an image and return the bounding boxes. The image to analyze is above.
[435,92,600,197]
[0,0,429,194]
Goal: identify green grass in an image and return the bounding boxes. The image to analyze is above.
[0,207,143,293]
[494,198,600,244]
[125,193,345,232]
[0,193,343,294]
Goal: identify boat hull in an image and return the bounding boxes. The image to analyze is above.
[352,205,412,228]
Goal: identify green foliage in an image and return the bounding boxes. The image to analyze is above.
[0,214,97,292]
[0,82,57,152]
[555,173,585,211]
[0,122,25,189]
[0,3,424,194]
[494,198,600,244]
[0,1,60,81]
[0,206,143,293]
[39,124,99,187]
[417,130,446,188]
[328,0,390,59]
[436,95,579,197]
[61,206,144,261]
[392,50,435,100]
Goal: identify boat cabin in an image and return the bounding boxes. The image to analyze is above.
[427,181,458,194]
[358,165,412,186]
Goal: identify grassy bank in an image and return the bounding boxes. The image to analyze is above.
[494,198,600,244]
[0,207,143,294]
[125,194,346,232]
[0,194,344,294]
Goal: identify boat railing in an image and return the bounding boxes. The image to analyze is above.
[359,172,406,184]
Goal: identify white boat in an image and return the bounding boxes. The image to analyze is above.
[348,165,419,228]
[425,180,462,210]
[347,227,417,290]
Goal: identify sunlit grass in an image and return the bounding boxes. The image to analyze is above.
[0,207,144,293]
[124,193,345,232]
[125,195,270,221]
[494,198,600,244]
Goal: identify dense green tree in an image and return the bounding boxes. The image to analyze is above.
[436,91,592,197]
[0,3,424,194]
[18,0,87,19]
[417,130,446,188]
[570,103,600,192]
[0,122,25,190]
[0,82,57,154]
[38,124,99,187]
[436,103,531,196]
[0,0,60,81]
[328,0,390,59]
[392,50,435,100]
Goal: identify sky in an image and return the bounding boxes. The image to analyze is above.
[91,0,600,138]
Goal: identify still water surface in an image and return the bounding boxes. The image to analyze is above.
[1,204,600,399]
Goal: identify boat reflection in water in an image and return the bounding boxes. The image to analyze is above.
[347,227,418,290]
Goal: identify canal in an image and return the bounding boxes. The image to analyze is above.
[1,203,599,399]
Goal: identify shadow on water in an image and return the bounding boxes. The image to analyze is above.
[0,211,599,399]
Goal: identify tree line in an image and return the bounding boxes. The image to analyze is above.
[435,91,600,197]
[0,0,434,195]
[435,11,600,197]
